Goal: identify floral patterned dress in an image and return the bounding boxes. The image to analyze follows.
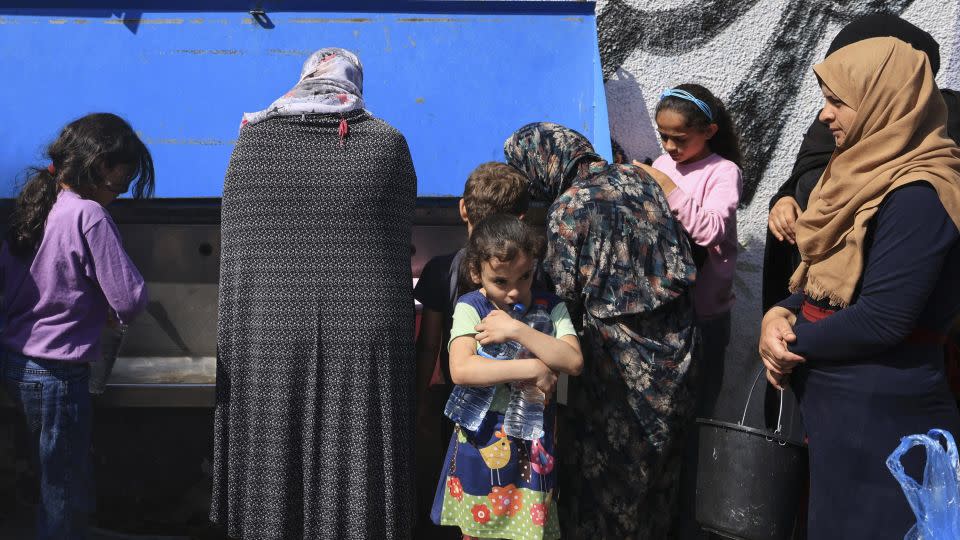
[431,290,575,539]
[431,403,561,540]
[505,123,698,538]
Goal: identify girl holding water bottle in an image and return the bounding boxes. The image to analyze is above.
[430,214,582,540]
[0,113,152,537]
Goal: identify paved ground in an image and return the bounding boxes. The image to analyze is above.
[0,517,189,540]
[1,407,222,539]
[0,503,227,540]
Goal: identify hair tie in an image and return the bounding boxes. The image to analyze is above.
[659,88,714,122]
[47,163,56,175]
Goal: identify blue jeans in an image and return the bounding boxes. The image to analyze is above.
[1,350,92,540]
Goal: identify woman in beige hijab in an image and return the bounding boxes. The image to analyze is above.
[759,37,960,538]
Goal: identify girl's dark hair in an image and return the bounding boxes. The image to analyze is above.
[656,83,743,167]
[6,113,154,256]
[459,213,546,292]
[610,138,629,164]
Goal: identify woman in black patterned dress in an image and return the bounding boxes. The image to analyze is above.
[212,48,417,539]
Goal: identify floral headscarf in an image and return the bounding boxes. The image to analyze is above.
[504,121,696,320]
[503,122,601,202]
[241,47,365,130]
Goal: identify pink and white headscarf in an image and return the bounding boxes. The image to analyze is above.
[241,47,365,130]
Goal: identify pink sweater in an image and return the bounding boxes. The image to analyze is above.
[653,153,741,320]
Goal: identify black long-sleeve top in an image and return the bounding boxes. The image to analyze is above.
[777,184,960,361]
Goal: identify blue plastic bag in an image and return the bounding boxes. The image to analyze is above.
[887,429,960,539]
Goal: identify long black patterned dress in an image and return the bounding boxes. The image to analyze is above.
[505,123,698,539]
[212,109,417,539]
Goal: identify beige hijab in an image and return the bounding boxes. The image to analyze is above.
[789,37,960,307]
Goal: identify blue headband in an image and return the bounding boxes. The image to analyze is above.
[659,89,714,122]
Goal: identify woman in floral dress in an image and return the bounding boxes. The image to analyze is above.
[504,123,698,538]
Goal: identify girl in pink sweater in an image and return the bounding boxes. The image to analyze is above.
[644,81,742,374]
[638,83,742,536]
[647,84,742,327]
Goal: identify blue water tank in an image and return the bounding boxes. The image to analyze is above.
[0,1,610,198]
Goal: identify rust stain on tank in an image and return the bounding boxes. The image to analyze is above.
[268,49,312,56]
[397,18,463,23]
[173,49,242,55]
[142,138,233,146]
[290,17,373,24]
[415,97,426,104]
[105,18,185,25]
[1,17,39,25]
[562,17,585,22]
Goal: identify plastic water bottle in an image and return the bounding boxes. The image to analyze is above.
[89,320,127,395]
[503,306,552,440]
[444,303,526,431]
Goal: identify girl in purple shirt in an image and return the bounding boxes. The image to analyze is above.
[0,113,153,538]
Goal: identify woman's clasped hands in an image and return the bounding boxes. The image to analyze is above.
[768,196,802,244]
[759,307,805,390]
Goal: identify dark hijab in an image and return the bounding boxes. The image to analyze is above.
[504,122,601,203]
[827,14,939,74]
[761,15,960,311]
[504,122,696,319]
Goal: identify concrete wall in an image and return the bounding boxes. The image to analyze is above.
[597,0,959,419]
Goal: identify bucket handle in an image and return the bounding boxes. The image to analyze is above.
[740,366,784,438]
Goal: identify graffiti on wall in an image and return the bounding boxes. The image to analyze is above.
[597,0,916,206]
[593,0,960,421]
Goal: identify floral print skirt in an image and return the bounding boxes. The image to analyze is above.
[558,315,696,539]
[431,407,561,540]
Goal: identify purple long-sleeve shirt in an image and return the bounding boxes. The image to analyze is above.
[1,190,147,362]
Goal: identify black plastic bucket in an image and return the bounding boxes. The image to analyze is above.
[695,369,808,540]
